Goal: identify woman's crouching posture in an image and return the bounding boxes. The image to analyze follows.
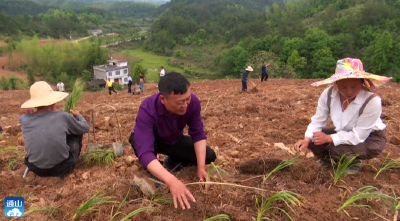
[295,57,392,172]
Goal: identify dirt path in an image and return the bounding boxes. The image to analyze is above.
[1,79,400,221]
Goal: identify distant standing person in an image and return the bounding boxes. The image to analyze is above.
[157,67,165,88]
[107,78,118,95]
[139,73,145,93]
[261,62,270,82]
[127,75,132,93]
[57,80,65,92]
[133,83,141,95]
[242,66,253,92]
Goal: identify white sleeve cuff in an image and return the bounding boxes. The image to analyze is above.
[305,132,314,141]
[331,134,341,146]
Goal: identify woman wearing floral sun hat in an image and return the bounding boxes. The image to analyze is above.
[294,57,392,173]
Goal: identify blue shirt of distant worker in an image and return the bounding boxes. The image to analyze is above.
[241,66,253,92]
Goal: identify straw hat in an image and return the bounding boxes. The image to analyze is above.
[312,57,392,92]
[245,66,253,72]
[21,81,69,108]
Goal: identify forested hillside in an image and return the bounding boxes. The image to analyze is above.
[144,0,400,82]
[0,0,159,40]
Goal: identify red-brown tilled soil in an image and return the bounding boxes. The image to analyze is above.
[1,79,400,221]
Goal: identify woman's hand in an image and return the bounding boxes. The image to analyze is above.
[313,132,333,145]
[294,137,311,151]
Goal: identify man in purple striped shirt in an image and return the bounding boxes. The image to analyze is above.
[129,72,216,210]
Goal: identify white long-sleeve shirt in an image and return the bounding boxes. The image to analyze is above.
[305,86,386,146]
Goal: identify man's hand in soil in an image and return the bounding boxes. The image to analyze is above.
[197,168,208,182]
[294,137,311,151]
[167,176,196,210]
[313,132,333,145]
[147,159,196,209]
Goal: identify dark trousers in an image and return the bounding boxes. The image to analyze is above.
[24,134,83,178]
[128,82,132,93]
[308,127,386,160]
[129,132,216,168]
[261,73,268,82]
[242,81,247,91]
[108,87,117,95]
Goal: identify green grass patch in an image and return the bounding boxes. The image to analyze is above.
[120,49,185,82]
[83,150,117,166]
[69,188,118,220]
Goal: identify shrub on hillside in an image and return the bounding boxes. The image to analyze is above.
[89,85,103,92]
[0,76,10,90]
[114,83,122,91]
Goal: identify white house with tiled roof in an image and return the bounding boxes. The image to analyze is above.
[93,59,129,85]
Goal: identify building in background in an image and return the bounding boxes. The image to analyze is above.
[87,29,103,36]
[93,59,129,85]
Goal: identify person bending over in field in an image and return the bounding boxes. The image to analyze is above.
[20,81,89,178]
[294,58,391,173]
[129,72,216,210]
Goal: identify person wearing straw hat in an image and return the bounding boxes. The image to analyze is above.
[294,57,392,173]
[242,66,253,92]
[20,81,89,178]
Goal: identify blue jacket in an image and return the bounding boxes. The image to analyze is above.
[242,70,249,81]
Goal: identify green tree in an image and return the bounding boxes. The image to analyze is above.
[369,31,393,73]
[81,70,92,83]
[311,47,336,78]
[221,45,249,76]
[27,67,36,86]
[131,64,148,83]
[287,50,307,78]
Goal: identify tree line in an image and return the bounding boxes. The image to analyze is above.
[143,0,400,82]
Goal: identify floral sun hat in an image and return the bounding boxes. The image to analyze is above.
[311,57,392,93]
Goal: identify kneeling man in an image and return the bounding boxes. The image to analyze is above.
[129,72,216,210]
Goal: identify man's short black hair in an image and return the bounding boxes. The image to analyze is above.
[158,72,190,96]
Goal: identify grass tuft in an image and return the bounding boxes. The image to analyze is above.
[70,188,118,220]
[64,78,85,112]
[254,190,302,221]
[110,189,130,221]
[83,150,117,166]
[119,207,159,221]
[263,155,299,184]
[331,154,358,185]
[374,153,400,180]
[204,214,231,221]
[337,186,389,218]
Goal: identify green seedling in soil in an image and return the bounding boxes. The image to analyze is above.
[204,214,231,221]
[374,153,400,180]
[381,189,400,221]
[64,78,85,112]
[24,207,59,219]
[8,151,21,170]
[253,190,302,221]
[0,145,17,154]
[263,155,299,184]
[110,189,130,221]
[331,154,358,185]
[83,150,117,166]
[150,193,173,205]
[205,162,229,190]
[337,186,389,218]
[69,188,119,220]
[119,207,159,221]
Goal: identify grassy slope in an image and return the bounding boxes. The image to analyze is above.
[120,49,185,82]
